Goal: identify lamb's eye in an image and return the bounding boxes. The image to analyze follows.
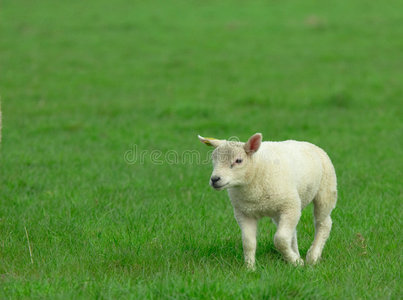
[235,159,243,164]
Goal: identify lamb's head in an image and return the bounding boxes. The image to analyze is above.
[198,133,262,190]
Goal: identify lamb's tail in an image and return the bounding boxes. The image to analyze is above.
[314,149,337,217]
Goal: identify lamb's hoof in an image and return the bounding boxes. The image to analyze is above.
[246,263,256,271]
[306,256,319,265]
[293,257,304,266]
[306,252,320,265]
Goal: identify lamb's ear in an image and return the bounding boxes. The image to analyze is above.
[198,135,225,148]
[244,133,262,154]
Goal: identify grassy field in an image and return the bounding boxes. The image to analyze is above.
[1,0,402,298]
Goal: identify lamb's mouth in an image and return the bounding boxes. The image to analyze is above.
[212,183,229,190]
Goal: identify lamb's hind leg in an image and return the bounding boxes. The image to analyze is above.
[306,188,337,265]
[291,230,300,257]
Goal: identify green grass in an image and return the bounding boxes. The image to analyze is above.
[1,0,402,298]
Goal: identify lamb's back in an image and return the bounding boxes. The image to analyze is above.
[257,140,325,205]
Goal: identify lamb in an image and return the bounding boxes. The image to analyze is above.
[198,133,337,269]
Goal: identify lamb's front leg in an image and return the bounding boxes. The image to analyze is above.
[234,211,257,270]
[274,210,304,266]
[272,217,300,257]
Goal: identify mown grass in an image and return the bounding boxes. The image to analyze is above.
[1,0,402,298]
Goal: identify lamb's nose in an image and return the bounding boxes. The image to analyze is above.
[211,176,221,184]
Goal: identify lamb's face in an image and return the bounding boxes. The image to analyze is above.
[210,143,250,190]
[198,133,262,191]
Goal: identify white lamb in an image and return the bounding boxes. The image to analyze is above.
[198,133,337,269]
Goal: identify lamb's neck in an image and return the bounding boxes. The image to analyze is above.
[247,152,269,184]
